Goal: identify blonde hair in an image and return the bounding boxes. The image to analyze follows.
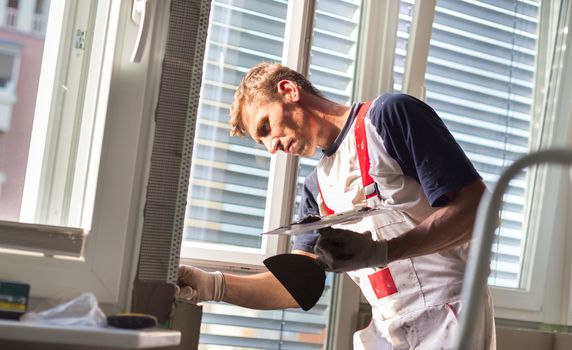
[229,62,323,136]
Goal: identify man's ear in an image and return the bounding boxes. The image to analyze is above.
[276,80,299,102]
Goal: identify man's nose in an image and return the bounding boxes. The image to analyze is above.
[265,137,282,154]
[258,137,273,154]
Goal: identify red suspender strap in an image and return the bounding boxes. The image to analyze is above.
[319,100,380,214]
[354,101,381,205]
[355,103,397,299]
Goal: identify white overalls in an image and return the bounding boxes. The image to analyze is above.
[315,100,495,349]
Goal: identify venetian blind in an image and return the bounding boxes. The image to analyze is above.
[186,0,362,348]
[394,0,540,288]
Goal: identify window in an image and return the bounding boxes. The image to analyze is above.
[6,1,18,29]
[0,51,17,89]
[393,0,541,285]
[0,0,169,309]
[181,0,362,348]
[391,0,572,322]
[0,46,19,133]
[0,0,112,239]
[182,0,286,266]
[33,0,49,33]
[177,0,572,345]
[0,0,48,222]
[21,0,108,228]
[155,0,572,345]
[0,0,552,344]
[425,0,539,289]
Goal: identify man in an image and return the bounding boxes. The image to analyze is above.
[178,62,496,349]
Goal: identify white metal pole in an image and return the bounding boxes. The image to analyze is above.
[401,0,435,100]
[455,149,572,349]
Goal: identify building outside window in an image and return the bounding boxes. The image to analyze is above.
[0,0,47,220]
[0,0,164,309]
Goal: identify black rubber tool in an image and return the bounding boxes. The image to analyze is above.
[107,313,158,329]
[263,253,326,311]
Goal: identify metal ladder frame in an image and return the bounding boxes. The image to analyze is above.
[455,148,572,349]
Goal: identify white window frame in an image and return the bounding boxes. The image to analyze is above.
[21,0,102,227]
[0,0,170,309]
[180,0,314,271]
[400,0,434,100]
[354,0,399,101]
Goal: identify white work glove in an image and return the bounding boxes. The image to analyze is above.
[314,227,388,273]
[177,265,225,304]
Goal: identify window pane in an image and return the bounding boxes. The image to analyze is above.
[395,0,540,288]
[0,53,15,87]
[184,0,287,249]
[0,1,112,255]
[189,0,362,348]
[0,1,50,222]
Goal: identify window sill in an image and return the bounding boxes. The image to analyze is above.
[0,319,180,348]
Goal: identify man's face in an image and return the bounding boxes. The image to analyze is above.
[246,97,318,157]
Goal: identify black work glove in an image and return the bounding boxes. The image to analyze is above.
[313,227,387,273]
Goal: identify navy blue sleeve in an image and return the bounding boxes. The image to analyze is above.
[290,169,320,252]
[370,93,481,206]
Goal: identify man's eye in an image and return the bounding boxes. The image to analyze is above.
[260,121,270,135]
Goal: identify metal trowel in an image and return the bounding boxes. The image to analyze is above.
[262,207,387,311]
